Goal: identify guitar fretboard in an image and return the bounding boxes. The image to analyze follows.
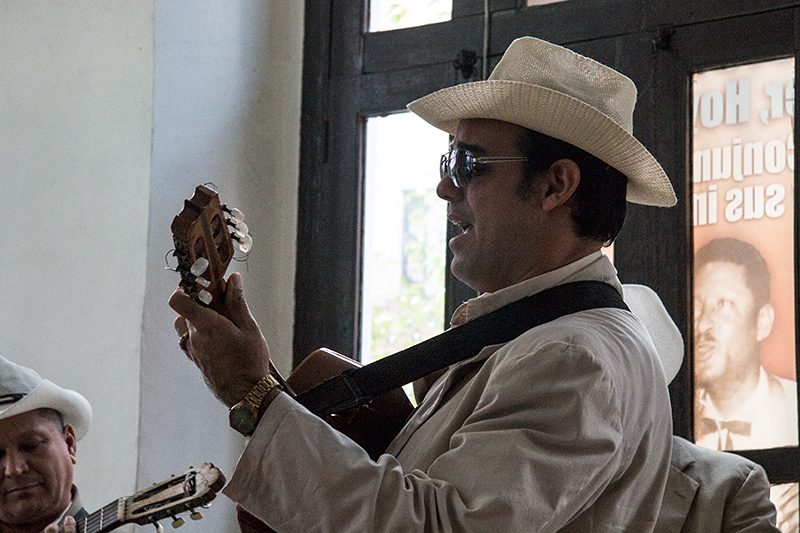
[76,500,123,533]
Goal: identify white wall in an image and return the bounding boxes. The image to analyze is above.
[141,1,302,530]
[0,1,303,531]
[0,0,154,518]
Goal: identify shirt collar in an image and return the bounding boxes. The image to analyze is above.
[450,251,620,327]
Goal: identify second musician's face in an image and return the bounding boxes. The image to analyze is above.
[0,410,76,531]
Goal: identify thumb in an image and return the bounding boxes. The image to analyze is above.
[223,272,259,332]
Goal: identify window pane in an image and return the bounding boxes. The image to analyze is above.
[691,58,798,453]
[368,0,452,32]
[362,113,449,372]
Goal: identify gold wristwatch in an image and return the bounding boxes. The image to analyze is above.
[229,374,281,436]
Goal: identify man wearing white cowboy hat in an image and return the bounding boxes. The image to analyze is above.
[0,357,92,533]
[624,285,780,533]
[171,37,676,531]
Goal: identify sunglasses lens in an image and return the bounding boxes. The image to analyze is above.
[440,149,474,187]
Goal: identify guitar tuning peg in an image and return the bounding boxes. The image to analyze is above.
[171,516,185,528]
[233,220,249,236]
[198,289,212,305]
[233,233,253,254]
[153,523,164,533]
[226,207,245,223]
[190,510,203,520]
[190,257,209,276]
[195,276,211,288]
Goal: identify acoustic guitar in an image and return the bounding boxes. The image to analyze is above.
[73,463,224,532]
[172,186,414,532]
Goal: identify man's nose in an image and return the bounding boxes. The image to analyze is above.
[2,451,29,477]
[436,174,464,202]
[695,302,713,334]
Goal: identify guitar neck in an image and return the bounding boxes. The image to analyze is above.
[75,500,123,533]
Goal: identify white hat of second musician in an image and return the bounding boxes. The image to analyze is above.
[407,36,677,208]
[623,284,684,384]
[0,356,92,440]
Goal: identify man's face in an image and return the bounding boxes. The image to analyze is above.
[694,261,763,387]
[0,410,75,531]
[437,119,547,293]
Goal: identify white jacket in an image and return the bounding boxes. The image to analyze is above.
[224,252,672,532]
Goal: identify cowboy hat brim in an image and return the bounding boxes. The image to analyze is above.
[408,80,677,207]
[623,284,684,383]
[0,379,92,441]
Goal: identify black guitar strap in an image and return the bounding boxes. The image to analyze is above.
[296,280,628,417]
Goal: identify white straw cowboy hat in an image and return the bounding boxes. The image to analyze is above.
[623,284,684,383]
[0,356,92,440]
[408,37,677,207]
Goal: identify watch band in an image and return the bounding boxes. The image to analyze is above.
[243,374,280,409]
[229,374,281,436]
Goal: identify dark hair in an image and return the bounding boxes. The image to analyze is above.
[695,237,771,308]
[516,128,628,244]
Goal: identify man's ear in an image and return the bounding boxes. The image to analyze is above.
[541,159,580,211]
[63,425,77,464]
[756,303,775,342]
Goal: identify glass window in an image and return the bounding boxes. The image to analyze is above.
[362,112,449,375]
[691,58,797,453]
[368,0,452,33]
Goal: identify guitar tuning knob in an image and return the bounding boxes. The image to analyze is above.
[233,233,253,254]
[190,510,203,520]
[233,220,249,237]
[190,257,209,276]
[153,523,164,533]
[225,206,245,223]
[198,289,212,305]
[171,516,185,528]
[195,276,211,288]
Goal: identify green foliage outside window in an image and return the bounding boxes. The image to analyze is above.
[370,189,445,360]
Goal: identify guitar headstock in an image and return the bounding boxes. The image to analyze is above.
[171,185,252,311]
[123,463,226,528]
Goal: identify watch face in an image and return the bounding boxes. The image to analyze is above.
[230,406,256,435]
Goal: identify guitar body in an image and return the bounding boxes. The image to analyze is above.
[237,348,415,532]
[289,348,415,460]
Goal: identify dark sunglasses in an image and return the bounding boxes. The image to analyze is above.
[440,148,528,188]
